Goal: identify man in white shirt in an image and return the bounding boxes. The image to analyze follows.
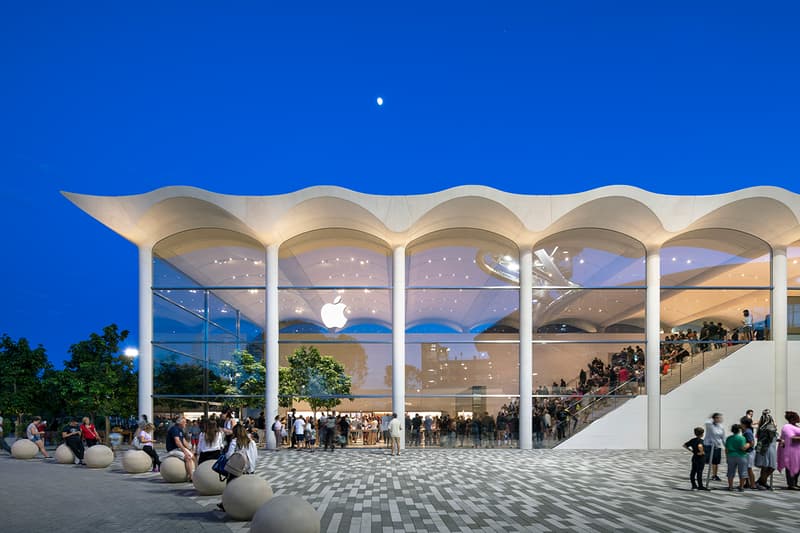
[389,413,403,456]
[293,415,306,449]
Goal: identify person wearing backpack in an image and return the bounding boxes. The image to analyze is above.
[216,424,257,512]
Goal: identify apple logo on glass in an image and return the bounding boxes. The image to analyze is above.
[321,296,348,329]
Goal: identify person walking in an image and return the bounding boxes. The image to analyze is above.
[777,411,800,490]
[389,413,402,456]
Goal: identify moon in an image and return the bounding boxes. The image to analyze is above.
[376,97,384,106]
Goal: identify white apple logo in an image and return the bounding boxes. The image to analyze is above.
[321,296,348,329]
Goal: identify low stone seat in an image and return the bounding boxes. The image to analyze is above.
[160,455,189,483]
[122,450,152,473]
[251,495,321,533]
[55,444,76,464]
[11,439,39,460]
[193,459,227,495]
[84,444,114,468]
[222,475,273,521]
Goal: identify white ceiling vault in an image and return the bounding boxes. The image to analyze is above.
[64,186,800,334]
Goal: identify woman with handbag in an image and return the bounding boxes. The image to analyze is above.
[216,424,258,512]
[197,420,225,464]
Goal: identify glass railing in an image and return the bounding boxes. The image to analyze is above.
[659,340,750,394]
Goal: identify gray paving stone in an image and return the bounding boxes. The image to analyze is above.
[3,448,799,532]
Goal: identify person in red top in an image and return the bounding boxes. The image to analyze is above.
[80,417,101,447]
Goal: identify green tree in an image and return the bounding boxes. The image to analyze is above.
[0,334,51,435]
[55,324,137,440]
[281,345,352,415]
[210,349,265,409]
[153,358,207,417]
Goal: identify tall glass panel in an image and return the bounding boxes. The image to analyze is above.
[406,229,520,448]
[152,229,266,417]
[278,229,392,446]
[659,229,771,396]
[530,229,646,448]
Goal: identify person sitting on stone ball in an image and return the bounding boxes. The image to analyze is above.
[166,416,194,482]
[61,418,85,465]
[26,416,51,459]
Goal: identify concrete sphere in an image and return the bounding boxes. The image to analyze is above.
[193,459,227,495]
[55,444,76,464]
[251,495,321,533]
[222,475,273,521]
[122,450,152,473]
[11,439,39,459]
[84,444,114,468]
[160,455,189,483]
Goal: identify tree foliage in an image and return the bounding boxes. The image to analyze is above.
[153,357,207,416]
[281,345,352,412]
[0,334,51,433]
[210,349,265,409]
[56,324,137,420]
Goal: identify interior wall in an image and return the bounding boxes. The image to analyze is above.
[555,396,647,449]
[660,341,775,449]
[790,341,800,410]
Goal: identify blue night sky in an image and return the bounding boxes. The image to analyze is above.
[1,2,799,366]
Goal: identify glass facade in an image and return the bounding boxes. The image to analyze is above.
[146,222,781,448]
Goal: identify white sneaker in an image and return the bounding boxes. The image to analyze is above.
[74,458,80,465]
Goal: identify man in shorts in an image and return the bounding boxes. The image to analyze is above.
[293,414,306,450]
[166,416,194,481]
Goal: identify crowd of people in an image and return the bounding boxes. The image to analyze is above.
[683,409,800,491]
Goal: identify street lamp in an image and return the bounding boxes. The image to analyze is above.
[124,347,139,358]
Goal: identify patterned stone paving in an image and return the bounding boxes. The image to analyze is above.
[4,447,799,532]
[190,448,800,532]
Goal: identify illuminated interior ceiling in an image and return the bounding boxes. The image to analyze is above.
[153,227,774,336]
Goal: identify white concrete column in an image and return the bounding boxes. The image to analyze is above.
[392,246,406,449]
[265,244,280,449]
[646,246,661,449]
[519,248,533,450]
[138,245,153,424]
[772,246,788,413]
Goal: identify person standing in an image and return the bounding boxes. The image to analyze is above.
[389,413,402,456]
[61,418,85,465]
[740,417,757,489]
[80,417,101,447]
[324,412,337,452]
[725,424,750,491]
[755,409,779,489]
[293,413,306,450]
[288,408,298,449]
[338,414,350,448]
[271,416,282,450]
[683,427,707,490]
[188,420,201,453]
[26,416,51,458]
[256,411,266,448]
[138,423,161,472]
[0,411,12,454]
[704,413,725,482]
[166,416,194,482]
[777,411,800,490]
[381,413,391,448]
[741,309,754,341]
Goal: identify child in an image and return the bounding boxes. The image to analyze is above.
[684,427,708,490]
